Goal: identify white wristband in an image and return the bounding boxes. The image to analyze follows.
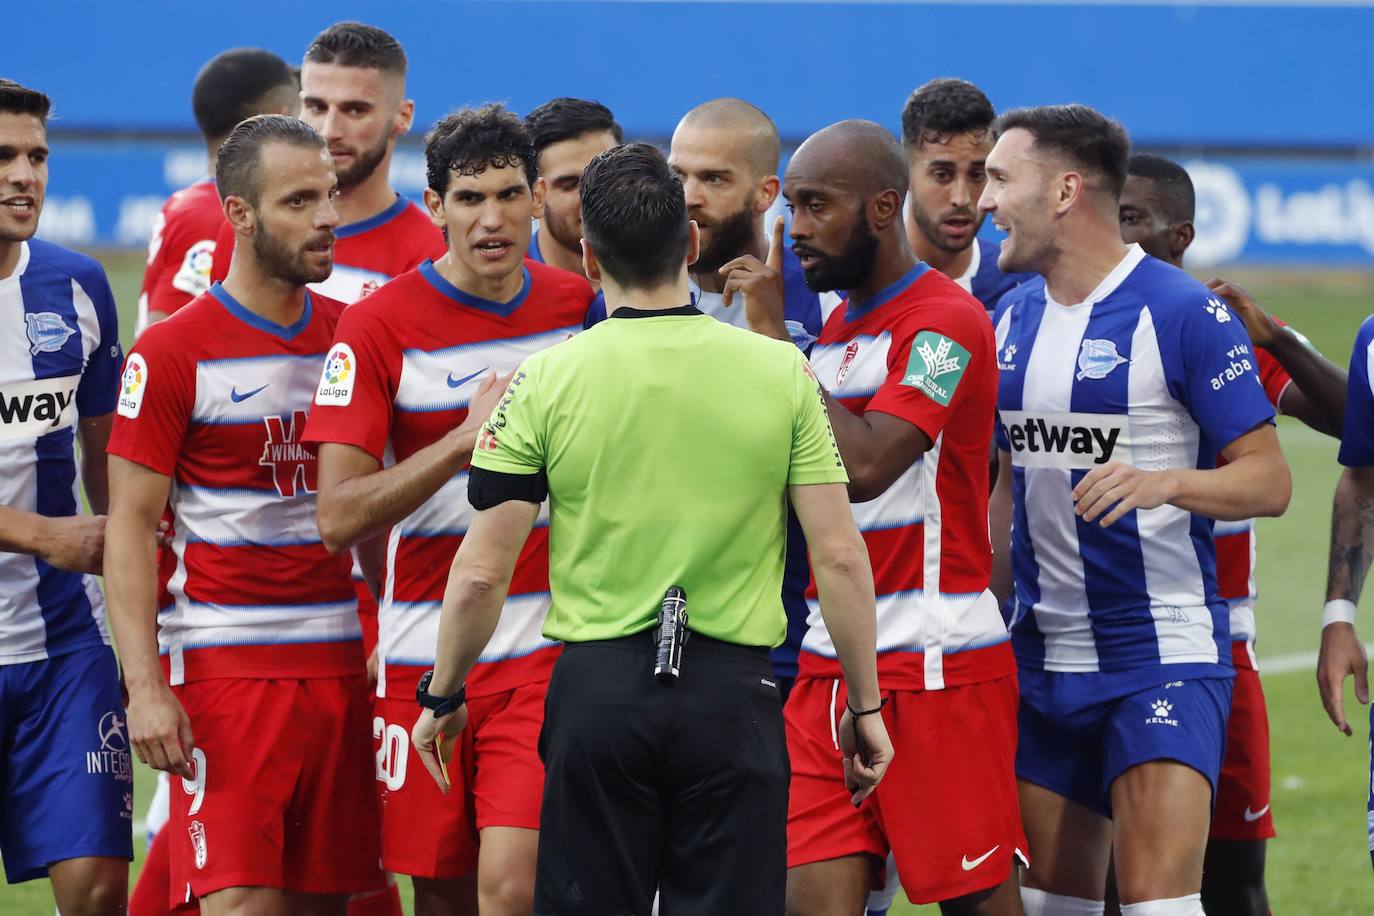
[1322,599,1358,628]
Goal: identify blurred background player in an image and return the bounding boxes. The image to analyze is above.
[524,96,621,281]
[0,79,130,916]
[779,120,1025,916]
[1117,151,1347,916]
[984,105,1291,916]
[1316,309,1374,874]
[901,79,1029,319]
[136,47,298,333]
[305,104,593,916]
[106,114,383,915]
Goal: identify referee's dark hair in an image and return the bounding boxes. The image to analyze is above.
[901,78,995,150]
[580,143,690,291]
[0,79,51,124]
[216,115,326,207]
[997,104,1131,199]
[1128,152,1196,223]
[525,98,623,154]
[424,103,539,195]
[191,49,297,143]
[305,21,407,75]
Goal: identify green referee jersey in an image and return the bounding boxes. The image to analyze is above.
[471,305,848,647]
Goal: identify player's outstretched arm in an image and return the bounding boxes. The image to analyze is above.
[77,412,114,515]
[412,498,539,792]
[1318,465,1374,735]
[1074,423,1291,526]
[1207,278,1347,437]
[316,371,512,554]
[791,481,890,804]
[105,455,194,778]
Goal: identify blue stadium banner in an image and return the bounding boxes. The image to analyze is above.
[34,139,1374,268]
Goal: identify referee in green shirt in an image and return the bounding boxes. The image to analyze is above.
[411,143,890,916]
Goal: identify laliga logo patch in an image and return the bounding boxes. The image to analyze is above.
[25,312,76,355]
[315,343,356,406]
[117,354,148,419]
[1076,339,1128,381]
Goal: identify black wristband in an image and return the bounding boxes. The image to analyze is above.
[846,697,888,718]
[416,670,467,717]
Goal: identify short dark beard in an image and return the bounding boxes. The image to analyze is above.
[693,203,757,275]
[335,133,390,190]
[912,203,982,254]
[253,219,333,287]
[541,202,582,254]
[798,212,879,293]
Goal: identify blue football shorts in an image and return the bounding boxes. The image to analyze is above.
[1016,667,1233,817]
[0,643,134,883]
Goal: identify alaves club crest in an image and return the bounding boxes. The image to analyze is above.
[25,312,76,355]
[1076,338,1129,381]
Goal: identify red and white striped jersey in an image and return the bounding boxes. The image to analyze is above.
[302,259,594,700]
[801,263,1014,691]
[136,179,223,333]
[1214,326,1296,666]
[108,284,361,685]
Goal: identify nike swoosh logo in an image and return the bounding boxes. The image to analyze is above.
[446,367,489,389]
[229,384,269,403]
[961,845,999,871]
[1243,804,1270,822]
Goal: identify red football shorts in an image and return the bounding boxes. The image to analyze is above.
[168,676,383,904]
[373,680,548,879]
[786,674,1027,904]
[1210,642,1275,841]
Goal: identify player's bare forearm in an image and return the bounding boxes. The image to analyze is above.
[316,424,480,553]
[1171,424,1291,521]
[790,482,881,709]
[0,506,46,555]
[78,413,113,514]
[821,389,932,503]
[428,500,539,694]
[1325,466,1374,603]
[989,449,1014,604]
[104,457,172,692]
[1269,329,1347,438]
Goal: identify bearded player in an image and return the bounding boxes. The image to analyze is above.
[305,105,593,916]
[901,78,1029,317]
[106,115,383,915]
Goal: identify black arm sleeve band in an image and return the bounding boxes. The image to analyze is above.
[468,466,549,509]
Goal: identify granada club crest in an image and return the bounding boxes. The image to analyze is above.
[836,341,860,388]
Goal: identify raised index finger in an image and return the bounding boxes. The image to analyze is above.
[767,214,786,271]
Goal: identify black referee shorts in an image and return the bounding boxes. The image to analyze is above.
[534,631,789,916]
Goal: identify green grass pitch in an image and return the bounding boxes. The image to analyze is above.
[1,253,1371,913]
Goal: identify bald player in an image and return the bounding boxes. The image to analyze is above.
[652,98,835,696]
[769,121,1025,916]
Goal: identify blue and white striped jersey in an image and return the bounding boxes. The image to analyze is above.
[994,244,1274,676]
[1339,314,1374,469]
[0,240,122,665]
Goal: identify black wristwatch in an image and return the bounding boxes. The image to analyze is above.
[416,670,467,717]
